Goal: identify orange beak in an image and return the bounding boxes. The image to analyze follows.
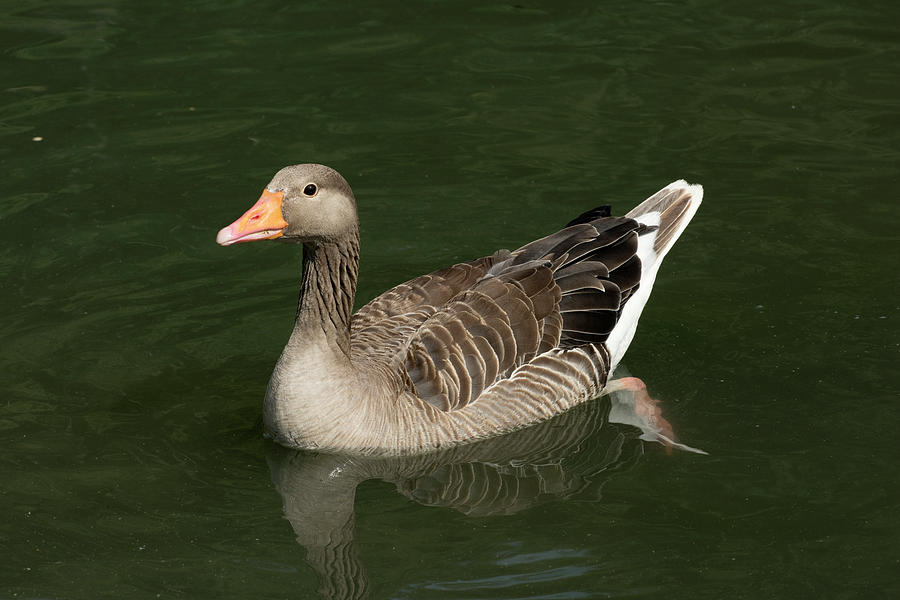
[216,190,289,246]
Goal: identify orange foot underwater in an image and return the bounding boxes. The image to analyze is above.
[606,376,707,455]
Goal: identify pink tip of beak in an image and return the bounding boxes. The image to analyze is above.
[216,190,288,246]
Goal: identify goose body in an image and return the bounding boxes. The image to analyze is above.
[217,165,702,455]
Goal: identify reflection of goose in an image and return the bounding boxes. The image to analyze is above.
[218,164,703,454]
[266,382,704,600]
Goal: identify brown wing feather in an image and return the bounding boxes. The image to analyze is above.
[403,263,562,411]
[356,206,662,413]
[352,253,509,331]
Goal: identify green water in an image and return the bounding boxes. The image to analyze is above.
[2,1,898,598]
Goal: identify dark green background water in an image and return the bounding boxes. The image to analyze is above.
[2,1,897,598]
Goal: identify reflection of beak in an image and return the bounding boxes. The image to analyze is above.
[216,190,289,246]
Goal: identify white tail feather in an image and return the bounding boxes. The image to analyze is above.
[605,180,703,371]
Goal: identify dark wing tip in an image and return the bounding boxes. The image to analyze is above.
[564,205,612,228]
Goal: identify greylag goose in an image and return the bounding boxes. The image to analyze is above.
[217,164,703,455]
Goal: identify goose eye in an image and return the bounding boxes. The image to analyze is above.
[303,183,318,197]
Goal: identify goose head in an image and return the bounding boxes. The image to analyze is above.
[216,164,358,246]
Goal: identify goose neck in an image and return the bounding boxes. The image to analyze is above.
[294,231,360,357]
